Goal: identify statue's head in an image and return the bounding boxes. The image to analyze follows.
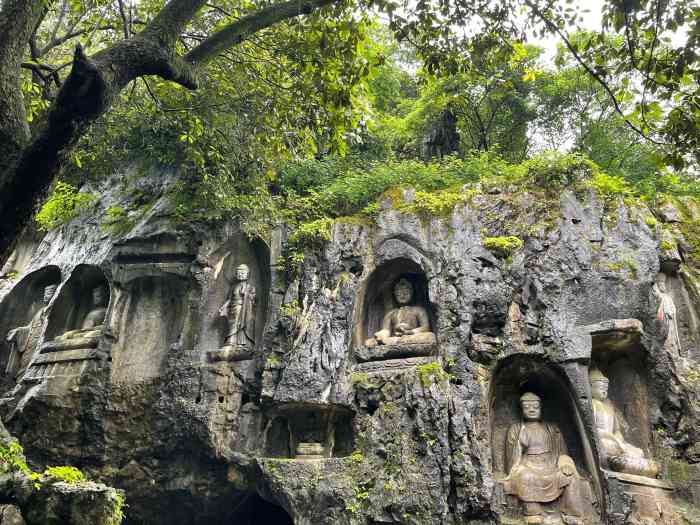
[43,284,58,304]
[655,272,668,292]
[520,391,541,421]
[393,278,414,305]
[92,285,108,307]
[590,368,609,401]
[235,264,250,281]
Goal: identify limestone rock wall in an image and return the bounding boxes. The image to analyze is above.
[0,180,699,525]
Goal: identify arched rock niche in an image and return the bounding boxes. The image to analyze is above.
[353,258,435,348]
[489,356,601,510]
[110,275,189,383]
[263,405,354,459]
[44,265,109,341]
[0,266,61,380]
[198,237,269,352]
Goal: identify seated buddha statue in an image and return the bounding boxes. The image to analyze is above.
[44,285,108,351]
[590,368,659,478]
[503,392,590,525]
[365,278,436,348]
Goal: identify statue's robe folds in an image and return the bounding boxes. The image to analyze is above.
[222,282,256,348]
[503,422,573,503]
[592,398,658,477]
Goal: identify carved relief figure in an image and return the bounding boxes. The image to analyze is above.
[5,284,57,378]
[365,277,435,347]
[590,368,659,478]
[503,392,589,525]
[55,285,108,343]
[219,264,256,351]
[652,273,682,355]
[40,285,109,354]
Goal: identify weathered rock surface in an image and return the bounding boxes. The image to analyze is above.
[0,176,699,524]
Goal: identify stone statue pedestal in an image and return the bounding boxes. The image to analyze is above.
[355,339,436,363]
[603,470,677,524]
[26,347,105,381]
[26,332,105,381]
[207,345,253,363]
[40,333,101,353]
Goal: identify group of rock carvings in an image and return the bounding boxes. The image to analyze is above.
[1,259,685,524]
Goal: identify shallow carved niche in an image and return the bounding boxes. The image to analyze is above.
[587,320,653,464]
[490,357,600,525]
[28,265,109,381]
[0,266,61,382]
[43,265,109,345]
[200,237,270,363]
[354,258,436,362]
[110,275,189,384]
[653,271,699,359]
[263,405,354,460]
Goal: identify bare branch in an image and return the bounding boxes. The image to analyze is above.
[185,0,340,65]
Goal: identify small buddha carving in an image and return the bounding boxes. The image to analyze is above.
[590,368,659,478]
[41,285,108,353]
[210,264,256,362]
[503,392,589,525]
[5,284,57,378]
[365,278,435,348]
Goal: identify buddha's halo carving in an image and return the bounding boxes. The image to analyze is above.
[354,257,437,362]
[198,237,269,362]
[490,357,600,524]
[0,266,61,383]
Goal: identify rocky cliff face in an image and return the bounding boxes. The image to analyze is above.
[0,172,699,525]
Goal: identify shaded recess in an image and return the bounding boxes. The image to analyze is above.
[198,236,270,351]
[354,258,434,346]
[230,493,293,524]
[670,272,700,360]
[489,356,598,483]
[44,265,108,341]
[591,333,651,452]
[110,275,189,383]
[0,266,61,376]
[263,405,354,458]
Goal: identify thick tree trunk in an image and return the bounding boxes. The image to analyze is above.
[0,0,49,191]
[0,0,339,264]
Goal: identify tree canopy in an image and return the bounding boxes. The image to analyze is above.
[1,0,700,260]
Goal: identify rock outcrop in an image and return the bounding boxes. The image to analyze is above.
[1,174,699,524]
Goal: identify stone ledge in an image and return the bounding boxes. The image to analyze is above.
[355,342,437,363]
[353,355,436,373]
[33,347,102,365]
[206,346,254,363]
[580,318,643,352]
[603,469,674,490]
[40,337,100,353]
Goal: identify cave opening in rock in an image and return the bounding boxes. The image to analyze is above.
[231,493,293,524]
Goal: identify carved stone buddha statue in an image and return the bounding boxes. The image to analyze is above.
[365,278,435,348]
[209,264,256,362]
[43,285,108,351]
[590,368,659,478]
[503,392,589,525]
